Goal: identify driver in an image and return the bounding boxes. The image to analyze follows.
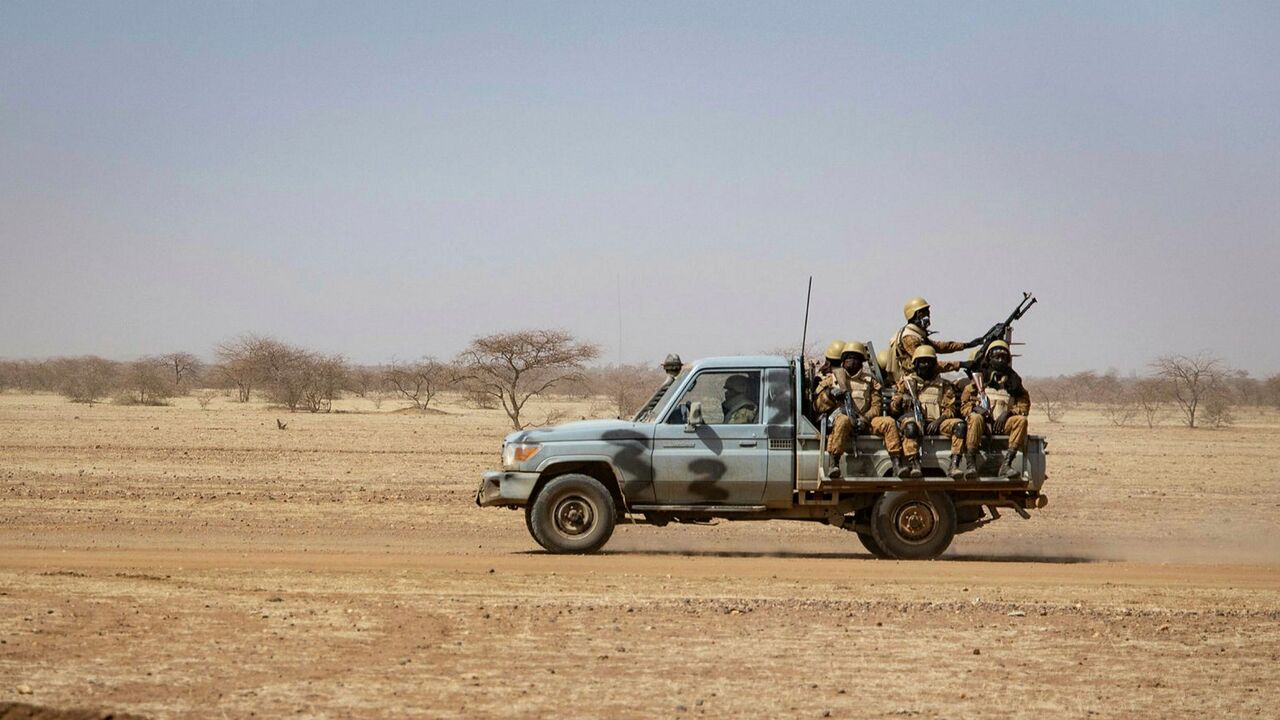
[721,374,758,424]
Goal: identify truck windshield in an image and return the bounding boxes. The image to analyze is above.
[632,368,689,423]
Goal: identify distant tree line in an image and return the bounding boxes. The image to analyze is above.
[0,329,671,430]
[1025,353,1278,429]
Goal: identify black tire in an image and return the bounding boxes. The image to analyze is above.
[524,504,549,551]
[856,530,892,559]
[527,474,617,554]
[869,491,957,560]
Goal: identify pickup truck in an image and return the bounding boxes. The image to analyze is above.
[476,354,1048,559]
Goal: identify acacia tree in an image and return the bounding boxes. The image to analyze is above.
[457,329,599,430]
[215,335,260,402]
[119,357,173,405]
[385,358,449,410]
[1151,353,1232,428]
[158,352,202,393]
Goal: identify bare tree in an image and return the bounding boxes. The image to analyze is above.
[214,335,260,402]
[1102,390,1137,427]
[158,352,202,393]
[299,354,349,413]
[589,363,667,418]
[118,357,174,405]
[385,358,449,410]
[1034,384,1069,423]
[1265,374,1280,410]
[1133,377,1171,428]
[55,356,119,404]
[1151,353,1233,429]
[457,329,600,430]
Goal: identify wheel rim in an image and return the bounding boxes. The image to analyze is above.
[893,500,938,544]
[552,495,596,538]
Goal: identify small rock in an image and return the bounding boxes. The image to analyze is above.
[16,684,33,695]
[1158,624,1171,632]
[1007,610,1026,617]
[972,648,981,655]
[488,568,495,574]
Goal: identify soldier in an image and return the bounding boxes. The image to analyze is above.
[812,342,908,479]
[889,297,989,376]
[891,345,969,479]
[961,340,1031,478]
[721,374,758,424]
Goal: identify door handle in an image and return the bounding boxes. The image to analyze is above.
[738,441,758,447]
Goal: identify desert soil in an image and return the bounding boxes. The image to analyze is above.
[1,392,1278,718]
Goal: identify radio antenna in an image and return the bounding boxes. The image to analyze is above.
[799,276,813,362]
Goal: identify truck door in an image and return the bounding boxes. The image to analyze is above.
[651,369,769,505]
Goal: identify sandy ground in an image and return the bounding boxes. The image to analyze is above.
[2,391,1279,718]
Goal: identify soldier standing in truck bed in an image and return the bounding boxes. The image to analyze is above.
[889,297,987,376]
[812,341,909,479]
[891,345,970,479]
[961,340,1032,478]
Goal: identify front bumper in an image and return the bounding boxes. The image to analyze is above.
[475,470,541,507]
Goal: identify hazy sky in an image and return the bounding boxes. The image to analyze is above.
[2,1,1277,376]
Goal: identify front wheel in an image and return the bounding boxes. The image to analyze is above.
[527,474,617,554]
[869,491,956,560]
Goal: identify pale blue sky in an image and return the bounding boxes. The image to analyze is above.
[2,1,1277,375]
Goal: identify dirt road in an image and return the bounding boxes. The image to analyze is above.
[2,393,1279,718]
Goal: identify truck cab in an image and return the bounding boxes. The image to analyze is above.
[477,355,1048,559]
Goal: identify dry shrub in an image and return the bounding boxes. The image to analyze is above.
[116,357,173,406]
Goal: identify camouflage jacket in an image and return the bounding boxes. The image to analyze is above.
[892,324,968,373]
[960,370,1031,417]
[890,373,959,422]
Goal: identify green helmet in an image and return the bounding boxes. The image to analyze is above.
[824,341,846,362]
[903,297,930,322]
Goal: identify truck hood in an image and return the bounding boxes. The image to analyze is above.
[507,419,652,444]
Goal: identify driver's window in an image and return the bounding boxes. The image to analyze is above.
[665,371,762,425]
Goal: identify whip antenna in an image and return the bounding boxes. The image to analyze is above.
[799,276,813,362]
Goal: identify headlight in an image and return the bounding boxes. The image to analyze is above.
[502,442,541,468]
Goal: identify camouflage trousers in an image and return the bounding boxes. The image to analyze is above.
[899,416,965,456]
[965,413,1029,453]
[828,413,903,456]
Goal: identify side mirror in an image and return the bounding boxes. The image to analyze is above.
[684,401,704,432]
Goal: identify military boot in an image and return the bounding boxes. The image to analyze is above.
[947,454,965,479]
[907,456,924,479]
[965,452,981,479]
[893,455,910,479]
[827,453,843,480]
[998,451,1020,479]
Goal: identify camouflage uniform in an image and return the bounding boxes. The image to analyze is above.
[890,324,969,375]
[960,370,1031,453]
[813,369,902,457]
[891,372,966,456]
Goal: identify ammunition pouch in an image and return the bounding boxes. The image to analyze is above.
[953,420,968,438]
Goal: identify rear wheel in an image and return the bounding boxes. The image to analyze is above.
[869,491,956,560]
[856,530,892,559]
[527,474,617,554]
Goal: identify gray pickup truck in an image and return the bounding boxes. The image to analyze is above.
[476,354,1048,559]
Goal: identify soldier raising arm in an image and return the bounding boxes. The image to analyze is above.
[890,297,989,375]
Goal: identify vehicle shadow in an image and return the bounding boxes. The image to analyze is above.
[519,549,1096,564]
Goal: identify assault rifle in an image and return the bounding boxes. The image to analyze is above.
[904,376,926,457]
[864,340,894,414]
[973,292,1037,363]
